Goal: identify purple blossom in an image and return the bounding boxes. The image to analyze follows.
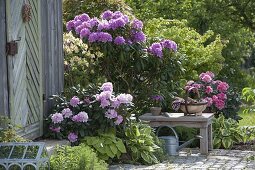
[83,97,91,104]
[151,95,164,101]
[148,43,163,58]
[114,36,126,45]
[78,13,90,22]
[131,19,143,30]
[109,18,126,30]
[70,96,80,107]
[74,20,83,27]
[88,17,99,28]
[97,20,110,31]
[66,20,75,31]
[105,109,118,119]
[81,21,92,29]
[49,126,61,133]
[111,97,121,108]
[61,108,73,118]
[100,99,111,108]
[132,31,146,43]
[96,91,112,108]
[161,39,177,52]
[72,111,88,122]
[51,113,64,124]
[68,132,78,143]
[97,32,112,42]
[75,25,84,34]
[101,10,113,20]
[101,82,113,92]
[80,28,91,38]
[112,11,123,19]
[114,115,123,125]
[122,15,129,24]
[88,32,98,43]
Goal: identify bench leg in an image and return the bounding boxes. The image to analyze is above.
[208,123,213,151]
[200,127,208,155]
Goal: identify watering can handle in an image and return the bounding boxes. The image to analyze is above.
[156,126,179,140]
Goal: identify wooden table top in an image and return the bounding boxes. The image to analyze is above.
[139,113,214,122]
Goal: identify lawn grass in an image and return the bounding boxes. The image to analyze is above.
[238,111,255,127]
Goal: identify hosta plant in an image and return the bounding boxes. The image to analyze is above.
[213,114,244,149]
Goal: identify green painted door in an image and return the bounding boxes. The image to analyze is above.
[6,0,43,139]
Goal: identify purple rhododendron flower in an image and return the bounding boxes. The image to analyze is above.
[97,32,112,42]
[61,108,73,118]
[79,13,90,22]
[112,11,123,19]
[70,96,80,107]
[100,99,111,108]
[80,28,91,38]
[75,25,84,34]
[217,82,229,92]
[111,97,121,108]
[101,10,113,20]
[88,32,98,43]
[49,126,61,133]
[68,132,78,143]
[88,18,99,28]
[51,113,64,124]
[72,111,88,122]
[109,18,126,30]
[97,20,110,31]
[114,36,126,45]
[205,86,213,94]
[131,19,143,30]
[74,20,83,27]
[105,109,118,119]
[122,15,129,24]
[116,93,133,104]
[132,31,146,42]
[66,20,75,31]
[114,115,123,125]
[148,43,163,58]
[161,39,177,52]
[101,82,113,92]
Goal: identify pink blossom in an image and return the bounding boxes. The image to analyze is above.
[205,86,213,94]
[114,115,123,125]
[61,108,73,118]
[192,83,202,89]
[105,109,118,119]
[49,126,61,133]
[214,99,225,110]
[70,96,80,107]
[217,82,229,92]
[96,91,112,101]
[217,93,227,100]
[51,113,64,124]
[212,95,218,102]
[68,132,78,143]
[204,97,213,107]
[72,111,88,122]
[116,94,133,104]
[205,71,215,79]
[212,80,222,84]
[101,82,113,92]
[201,74,212,83]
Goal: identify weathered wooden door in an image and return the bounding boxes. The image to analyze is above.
[5,0,43,139]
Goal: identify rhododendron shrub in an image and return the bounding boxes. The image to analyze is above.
[184,71,241,120]
[46,82,133,143]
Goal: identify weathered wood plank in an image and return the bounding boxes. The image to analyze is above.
[0,0,9,117]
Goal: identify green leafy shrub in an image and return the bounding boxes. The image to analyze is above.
[124,121,163,164]
[213,114,244,149]
[242,87,255,113]
[81,129,126,161]
[50,143,108,170]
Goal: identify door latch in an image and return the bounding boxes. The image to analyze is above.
[6,37,21,56]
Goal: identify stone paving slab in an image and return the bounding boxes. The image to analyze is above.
[109,149,255,170]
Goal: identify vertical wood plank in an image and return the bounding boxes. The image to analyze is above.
[208,123,213,150]
[41,0,64,118]
[0,0,9,117]
[200,127,209,155]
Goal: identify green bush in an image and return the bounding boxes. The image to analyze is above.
[213,114,244,149]
[124,121,164,164]
[242,87,255,113]
[50,144,108,170]
[81,129,126,161]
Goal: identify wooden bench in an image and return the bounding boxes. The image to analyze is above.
[139,112,214,155]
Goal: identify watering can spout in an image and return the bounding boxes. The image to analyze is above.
[177,135,203,151]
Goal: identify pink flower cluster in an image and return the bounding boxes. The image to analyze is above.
[185,71,229,110]
[96,82,133,125]
[66,10,146,45]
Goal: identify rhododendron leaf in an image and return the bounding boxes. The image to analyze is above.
[116,140,126,153]
[105,147,114,158]
[109,145,118,155]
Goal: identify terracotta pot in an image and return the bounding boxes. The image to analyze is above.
[150,107,162,116]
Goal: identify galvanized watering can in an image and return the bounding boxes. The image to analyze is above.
[157,126,202,156]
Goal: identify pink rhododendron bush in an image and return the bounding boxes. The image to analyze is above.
[46,82,133,143]
[181,71,241,120]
